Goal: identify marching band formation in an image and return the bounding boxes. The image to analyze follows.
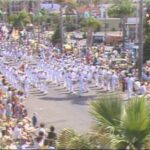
[0,40,149,100]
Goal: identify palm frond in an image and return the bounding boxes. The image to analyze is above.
[67,135,91,149]
[120,97,150,148]
[57,128,77,149]
[90,95,122,130]
[110,133,137,149]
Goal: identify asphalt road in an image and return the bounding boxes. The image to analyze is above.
[26,82,102,134]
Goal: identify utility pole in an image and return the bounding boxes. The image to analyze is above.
[138,0,144,81]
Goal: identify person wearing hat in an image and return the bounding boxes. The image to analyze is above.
[70,69,77,94]
[94,67,100,88]
[82,70,89,92]
[66,69,74,93]
[125,74,135,99]
[101,67,107,90]
[55,66,61,86]
[78,72,86,96]
[105,69,112,92]
[63,67,67,89]
[111,70,119,92]
[87,69,92,84]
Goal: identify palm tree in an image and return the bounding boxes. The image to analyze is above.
[90,95,150,149]
[0,10,4,22]
[84,17,101,48]
[64,2,78,31]
[9,11,31,30]
[0,0,10,22]
[108,0,134,50]
[28,0,39,12]
[55,0,76,50]
[57,128,78,149]
[0,0,9,12]
[32,10,43,54]
[57,128,92,149]
[145,0,150,5]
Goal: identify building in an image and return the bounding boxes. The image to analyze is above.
[77,4,110,19]
[99,18,121,32]
[126,17,138,41]
[40,2,60,13]
[9,0,39,14]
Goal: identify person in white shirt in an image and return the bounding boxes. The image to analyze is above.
[134,80,141,95]
[36,123,47,137]
[105,69,112,91]
[126,75,135,99]
[139,82,148,95]
[111,71,119,92]
[13,124,22,140]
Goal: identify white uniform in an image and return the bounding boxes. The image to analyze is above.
[126,76,135,99]
[111,73,119,91]
[105,70,112,91]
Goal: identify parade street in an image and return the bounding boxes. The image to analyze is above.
[26,81,102,133]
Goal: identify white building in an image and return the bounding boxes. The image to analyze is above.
[126,17,139,41]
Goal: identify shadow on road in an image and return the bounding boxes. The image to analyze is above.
[39,94,96,105]
[71,95,96,105]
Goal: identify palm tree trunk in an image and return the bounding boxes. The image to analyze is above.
[37,0,41,56]
[37,20,40,55]
[60,4,64,52]
[87,27,93,48]
[76,12,79,29]
[138,0,144,81]
[120,17,126,51]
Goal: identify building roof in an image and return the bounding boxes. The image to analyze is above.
[77,5,94,14]
[40,3,60,11]
[77,5,100,17]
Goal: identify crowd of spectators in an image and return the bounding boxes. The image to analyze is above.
[0,75,57,149]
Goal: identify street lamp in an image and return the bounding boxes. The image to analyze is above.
[138,0,144,81]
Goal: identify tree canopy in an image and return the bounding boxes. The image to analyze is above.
[9,11,31,29]
[108,0,134,18]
